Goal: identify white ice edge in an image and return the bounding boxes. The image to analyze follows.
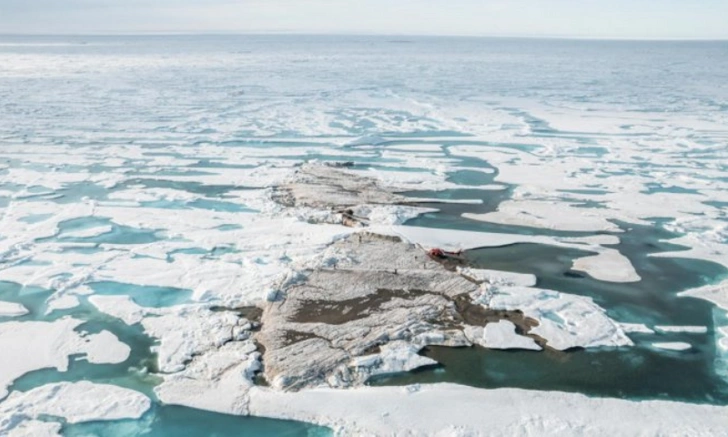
[678,278,728,312]
[0,302,29,317]
[651,342,692,351]
[619,323,655,334]
[654,325,708,334]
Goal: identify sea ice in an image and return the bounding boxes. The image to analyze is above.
[59,224,113,239]
[0,382,150,435]
[464,199,622,233]
[0,318,130,399]
[651,342,692,351]
[0,301,28,317]
[464,320,541,351]
[348,341,438,380]
[678,278,728,312]
[571,251,641,283]
[480,286,632,350]
[457,267,537,287]
[654,325,708,334]
[89,296,252,374]
[248,383,728,436]
[618,323,655,334]
[154,340,259,415]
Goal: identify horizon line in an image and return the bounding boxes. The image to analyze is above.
[1,31,727,42]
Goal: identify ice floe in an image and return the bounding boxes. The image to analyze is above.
[0,382,150,436]
[464,199,622,233]
[678,278,728,312]
[654,325,708,334]
[0,318,130,399]
[478,285,632,351]
[651,342,692,351]
[571,251,641,283]
[0,301,28,317]
[464,320,541,351]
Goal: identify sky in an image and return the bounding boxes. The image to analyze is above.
[1,0,727,39]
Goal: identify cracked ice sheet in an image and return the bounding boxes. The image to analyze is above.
[89,295,261,415]
[460,267,627,351]
[134,165,296,188]
[0,318,130,399]
[0,167,125,191]
[0,201,97,259]
[1,198,354,305]
[465,320,541,351]
[87,295,251,374]
[349,341,438,380]
[480,285,632,351]
[248,383,728,437]
[106,187,206,204]
[154,340,260,415]
[92,222,351,304]
[446,136,728,267]
[0,381,150,436]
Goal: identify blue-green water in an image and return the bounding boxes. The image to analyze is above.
[88,282,192,308]
[379,205,728,404]
[63,404,332,437]
[1,34,727,434]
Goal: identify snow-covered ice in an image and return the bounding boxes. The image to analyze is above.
[248,383,728,436]
[654,325,708,334]
[0,301,28,317]
[0,318,130,399]
[652,342,692,351]
[482,285,632,350]
[2,34,728,435]
[465,320,542,351]
[0,382,150,435]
